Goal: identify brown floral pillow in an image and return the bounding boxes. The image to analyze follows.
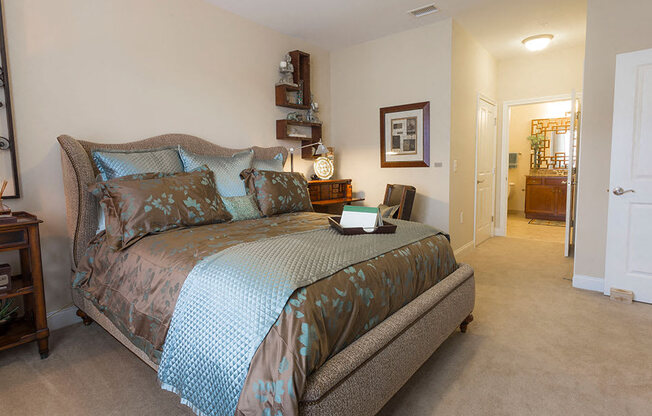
[241,168,313,217]
[89,167,231,250]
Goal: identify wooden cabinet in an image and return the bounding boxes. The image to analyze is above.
[525,176,567,221]
[308,179,364,215]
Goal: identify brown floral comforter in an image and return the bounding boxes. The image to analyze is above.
[74,212,457,415]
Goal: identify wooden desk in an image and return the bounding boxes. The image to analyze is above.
[308,179,365,214]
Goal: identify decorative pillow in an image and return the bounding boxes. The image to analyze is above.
[179,147,253,197]
[241,168,313,217]
[92,147,183,181]
[89,167,231,250]
[378,204,400,219]
[252,153,284,172]
[222,194,262,221]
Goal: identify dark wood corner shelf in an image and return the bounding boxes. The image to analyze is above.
[276,119,323,159]
[275,50,311,110]
[275,85,310,110]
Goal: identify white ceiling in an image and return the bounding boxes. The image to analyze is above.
[205,0,586,60]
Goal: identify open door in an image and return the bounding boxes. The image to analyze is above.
[604,48,652,303]
[564,92,581,257]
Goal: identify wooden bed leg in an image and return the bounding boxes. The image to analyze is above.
[76,309,94,326]
[460,314,474,333]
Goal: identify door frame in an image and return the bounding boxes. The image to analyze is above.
[474,93,497,246]
[496,93,582,236]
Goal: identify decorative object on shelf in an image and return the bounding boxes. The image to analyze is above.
[296,81,304,105]
[380,101,430,168]
[313,156,334,180]
[306,94,321,124]
[0,298,18,335]
[289,141,328,172]
[287,112,304,122]
[277,54,297,87]
[0,4,19,198]
[0,263,10,293]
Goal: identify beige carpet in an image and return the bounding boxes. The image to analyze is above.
[1,236,651,415]
[506,213,566,243]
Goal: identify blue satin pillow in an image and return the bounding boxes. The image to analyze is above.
[92,147,183,181]
[252,153,284,172]
[179,147,254,197]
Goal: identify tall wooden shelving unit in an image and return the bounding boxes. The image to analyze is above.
[275,50,322,159]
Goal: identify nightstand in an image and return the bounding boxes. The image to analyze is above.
[308,179,365,215]
[0,212,49,358]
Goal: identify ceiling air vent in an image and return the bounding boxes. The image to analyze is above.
[408,4,438,17]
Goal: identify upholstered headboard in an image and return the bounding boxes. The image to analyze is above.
[57,133,288,268]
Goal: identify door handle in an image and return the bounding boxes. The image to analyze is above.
[477,180,484,184]
[561,181,567,185]
[613,187,635,196]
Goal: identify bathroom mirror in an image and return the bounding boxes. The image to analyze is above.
[530,116,572,170]
[0,2,19,198]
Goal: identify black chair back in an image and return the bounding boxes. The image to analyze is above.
[383,184,416,221]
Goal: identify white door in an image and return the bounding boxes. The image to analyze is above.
[565,93,581,257]
[604,48,652,303]
[475,98,496,245]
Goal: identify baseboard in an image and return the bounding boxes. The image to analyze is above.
[572,274,604,293]
[47,305,82,331]
[454,240,474,257]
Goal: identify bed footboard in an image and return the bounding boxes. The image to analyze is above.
[299,263,475,416]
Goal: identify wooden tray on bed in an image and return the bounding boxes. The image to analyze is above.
[328,216,397,235]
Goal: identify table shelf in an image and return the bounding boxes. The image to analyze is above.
[0,275,34,300]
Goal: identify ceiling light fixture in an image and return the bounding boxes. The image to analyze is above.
[522,34,554,51]
[408,4,439,18]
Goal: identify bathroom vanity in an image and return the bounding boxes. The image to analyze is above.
[524,175,567,221]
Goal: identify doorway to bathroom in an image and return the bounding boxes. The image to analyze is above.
[498,94,581,255]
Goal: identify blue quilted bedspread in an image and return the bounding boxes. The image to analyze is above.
[158,221,437,416]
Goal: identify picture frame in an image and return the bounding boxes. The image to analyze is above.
[0,2,19,198]
[380,101,430,168]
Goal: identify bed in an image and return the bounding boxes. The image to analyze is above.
[57,133,475,416]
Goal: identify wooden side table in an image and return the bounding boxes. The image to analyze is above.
[0,212,49,358]
[308,179,365,215]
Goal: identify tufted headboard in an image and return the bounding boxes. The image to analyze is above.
[57,133,288,268]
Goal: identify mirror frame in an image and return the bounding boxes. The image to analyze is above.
[0,0,19,198]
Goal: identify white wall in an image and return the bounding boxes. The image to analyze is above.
[450,22,497,250]
[2,0,331,313]
[574,0,652,281]
[495,45,585,232]
[330,20,453,232]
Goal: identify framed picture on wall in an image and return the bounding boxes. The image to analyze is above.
[380,101,430,168]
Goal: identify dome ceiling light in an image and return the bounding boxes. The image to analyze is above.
[522,34,554,51]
